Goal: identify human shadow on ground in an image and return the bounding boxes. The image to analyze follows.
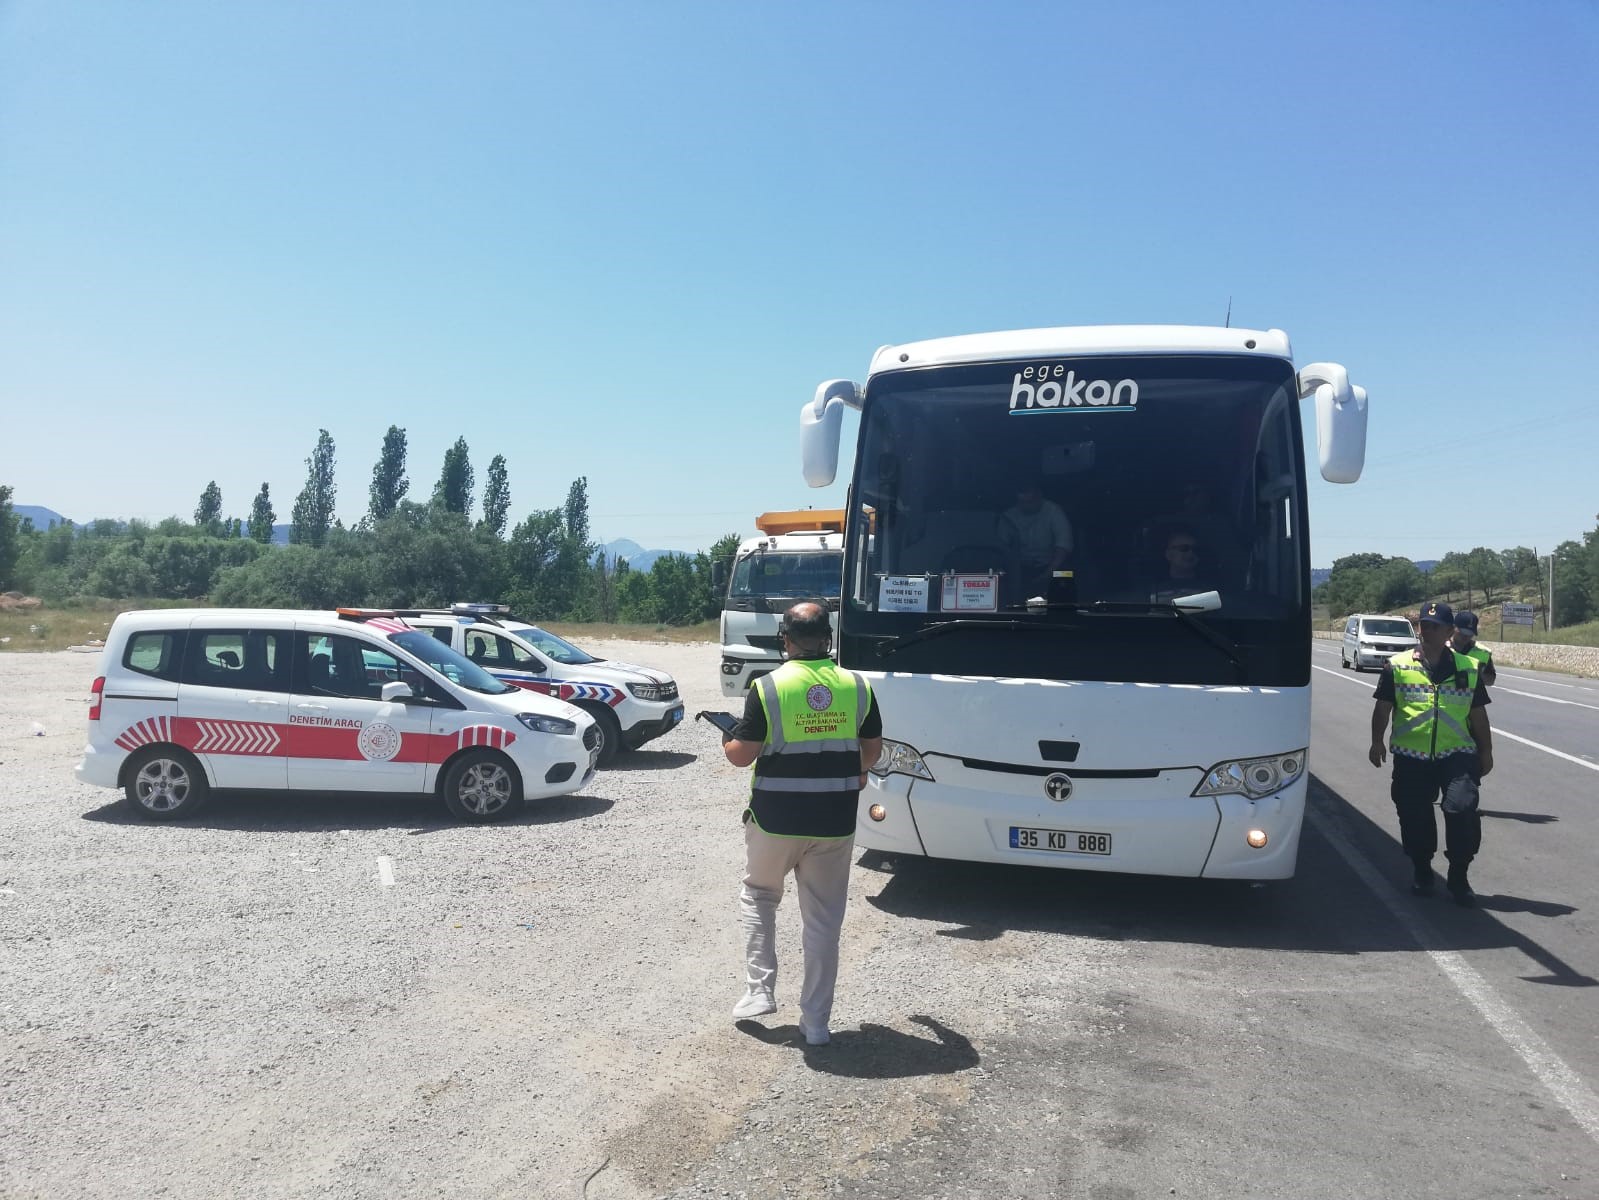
[863,772,1593,987]
[80,790,615,834]
[736,1014,979,1078]
[1479,810,1559,824]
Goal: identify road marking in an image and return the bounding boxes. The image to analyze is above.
[1496,669,1598,693]
[1311,665,1599,772]
[1307,805,1599,1146]
[376,856,396,887]
[1495,686,1599,713]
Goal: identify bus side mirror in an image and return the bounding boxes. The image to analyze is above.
[801,380,860,487]
[1299,362,1368,484]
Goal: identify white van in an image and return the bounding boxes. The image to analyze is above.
[1341,613,1419,671]
[76,608,599,822]
[397,605,683,763]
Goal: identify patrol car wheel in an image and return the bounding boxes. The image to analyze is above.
[581,704,622,766]
[441,750,522,822]
[121,747,211,820]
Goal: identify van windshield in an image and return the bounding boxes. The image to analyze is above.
[1361,619,1414,638]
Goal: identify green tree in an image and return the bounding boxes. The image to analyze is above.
[248,483,276,544]
[290,430,337,548]
[194,481,223,532]
[433,437,474,514]
[1551,539,1594,628]
[1462,546,1507,606]
[369,425,409,522]
[0,484,20,588]
[1501,546,1542,592]
[480,454,510,538]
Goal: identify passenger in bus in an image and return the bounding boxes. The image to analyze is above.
[997,481,1073,599]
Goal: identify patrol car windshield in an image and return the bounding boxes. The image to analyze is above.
[389,631,517,694]
[503,624,598,666]
[1362,619,1414,638]
[840,354,1310,687]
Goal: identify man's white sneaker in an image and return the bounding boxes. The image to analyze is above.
[800,1024,830,1046]
[732,991,777,1020]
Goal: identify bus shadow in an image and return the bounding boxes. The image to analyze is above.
[864,773,1594,987]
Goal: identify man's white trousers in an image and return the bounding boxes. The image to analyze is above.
[739,822,853,1033]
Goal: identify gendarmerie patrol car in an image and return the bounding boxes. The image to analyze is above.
[395,604,682,763]
[76,608,599,822]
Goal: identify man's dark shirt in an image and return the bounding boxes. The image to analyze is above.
[1373,649,1491,708]
[732,657,883,743]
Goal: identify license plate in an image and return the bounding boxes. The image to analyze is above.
[1009,826,1112,855]
[668,705,684,725]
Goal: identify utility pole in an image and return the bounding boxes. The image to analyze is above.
[1548,551,1555,632]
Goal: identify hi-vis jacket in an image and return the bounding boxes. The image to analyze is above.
[1388,649,1480,760]
[748,659,872,839]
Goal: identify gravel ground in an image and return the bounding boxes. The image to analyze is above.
[0,643,1114,1200]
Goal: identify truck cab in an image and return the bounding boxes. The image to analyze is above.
[718,511,845,697]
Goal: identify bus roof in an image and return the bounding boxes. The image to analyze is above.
[867,325,1293,376]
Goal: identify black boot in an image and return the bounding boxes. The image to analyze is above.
[1410,859,1434,897]
[1446,861,1475,907]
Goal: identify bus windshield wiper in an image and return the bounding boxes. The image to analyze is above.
[878,618,1080,658]
[1080,600,1247,682]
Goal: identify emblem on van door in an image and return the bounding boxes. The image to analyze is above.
[358,722,402,762]
[1044,773,1073,802]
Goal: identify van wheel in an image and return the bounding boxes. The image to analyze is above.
[122,747,210,820]
[1341,648,1349,669]
[442,750,522,822]
[581,705,623,766]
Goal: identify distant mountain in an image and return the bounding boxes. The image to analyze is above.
[15,505,69,530]
[594,538,684,572]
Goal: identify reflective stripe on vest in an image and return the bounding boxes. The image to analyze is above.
[748,659,870,838]
[1460,644,1493,670]
[1389,649,1478,760]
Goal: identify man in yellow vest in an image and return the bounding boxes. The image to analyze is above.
[1449,610,1497,686]
[721,602,883,1045]
[1369,601,1494,904]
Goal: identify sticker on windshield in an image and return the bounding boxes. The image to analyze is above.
[941,573,998,612]
[1009,365,1139,414]
[878,576,930,613]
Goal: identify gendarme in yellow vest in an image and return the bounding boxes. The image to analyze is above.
[1389,648,1479,760]
[748,658,871,839]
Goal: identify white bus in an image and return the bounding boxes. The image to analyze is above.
[799,326,1367,879]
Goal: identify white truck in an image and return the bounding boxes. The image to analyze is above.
[716,510,845,697]
[798,324,1368,879]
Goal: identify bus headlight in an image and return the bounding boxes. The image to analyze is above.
[1193,750,1306,799]
[871,740,935,781]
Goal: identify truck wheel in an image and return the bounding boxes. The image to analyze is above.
[581,705,623,766]
[122,746,211,820]
[442,750,522,822]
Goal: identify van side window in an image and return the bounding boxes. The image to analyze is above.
[183,630,290,693]
[124,631,187,681]
[298,632,427,701]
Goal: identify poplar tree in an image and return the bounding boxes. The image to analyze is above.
[369,425,409,522]
[433,437,474,514]
[290,430,337,547]
[194,481,223,531]
[480,454,510,538]
[248,483,276,544]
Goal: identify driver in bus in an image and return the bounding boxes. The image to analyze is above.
[1149,525,1218,600]
[997,481,1073,600]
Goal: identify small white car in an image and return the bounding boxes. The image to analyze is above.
[1341,613,1420,671]
[76,608,599,822]
[398,605,683,763]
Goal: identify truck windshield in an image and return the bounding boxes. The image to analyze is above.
[728,551,844,601]
[841,354,1309,686]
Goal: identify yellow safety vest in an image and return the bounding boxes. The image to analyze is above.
[1389,649,1478,760]
[748,658,871,838]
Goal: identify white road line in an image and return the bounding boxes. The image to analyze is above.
[376,856,396,887]
[1496,669,1598,692]
[1307,806,1599,1146]
[1495,686,1599,712]
[1496,730,1599,772]
[1311,664,1599,771]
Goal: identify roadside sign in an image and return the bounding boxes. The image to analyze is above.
[1501,602,1536,626]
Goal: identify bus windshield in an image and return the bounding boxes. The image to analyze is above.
[842,354,1309,686]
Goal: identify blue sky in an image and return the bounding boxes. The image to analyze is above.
[2,2,1595,567]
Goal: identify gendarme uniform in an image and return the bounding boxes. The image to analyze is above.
[1375,642,1489,890]
[1456,641,1495,685]
[734,654,881,1041]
